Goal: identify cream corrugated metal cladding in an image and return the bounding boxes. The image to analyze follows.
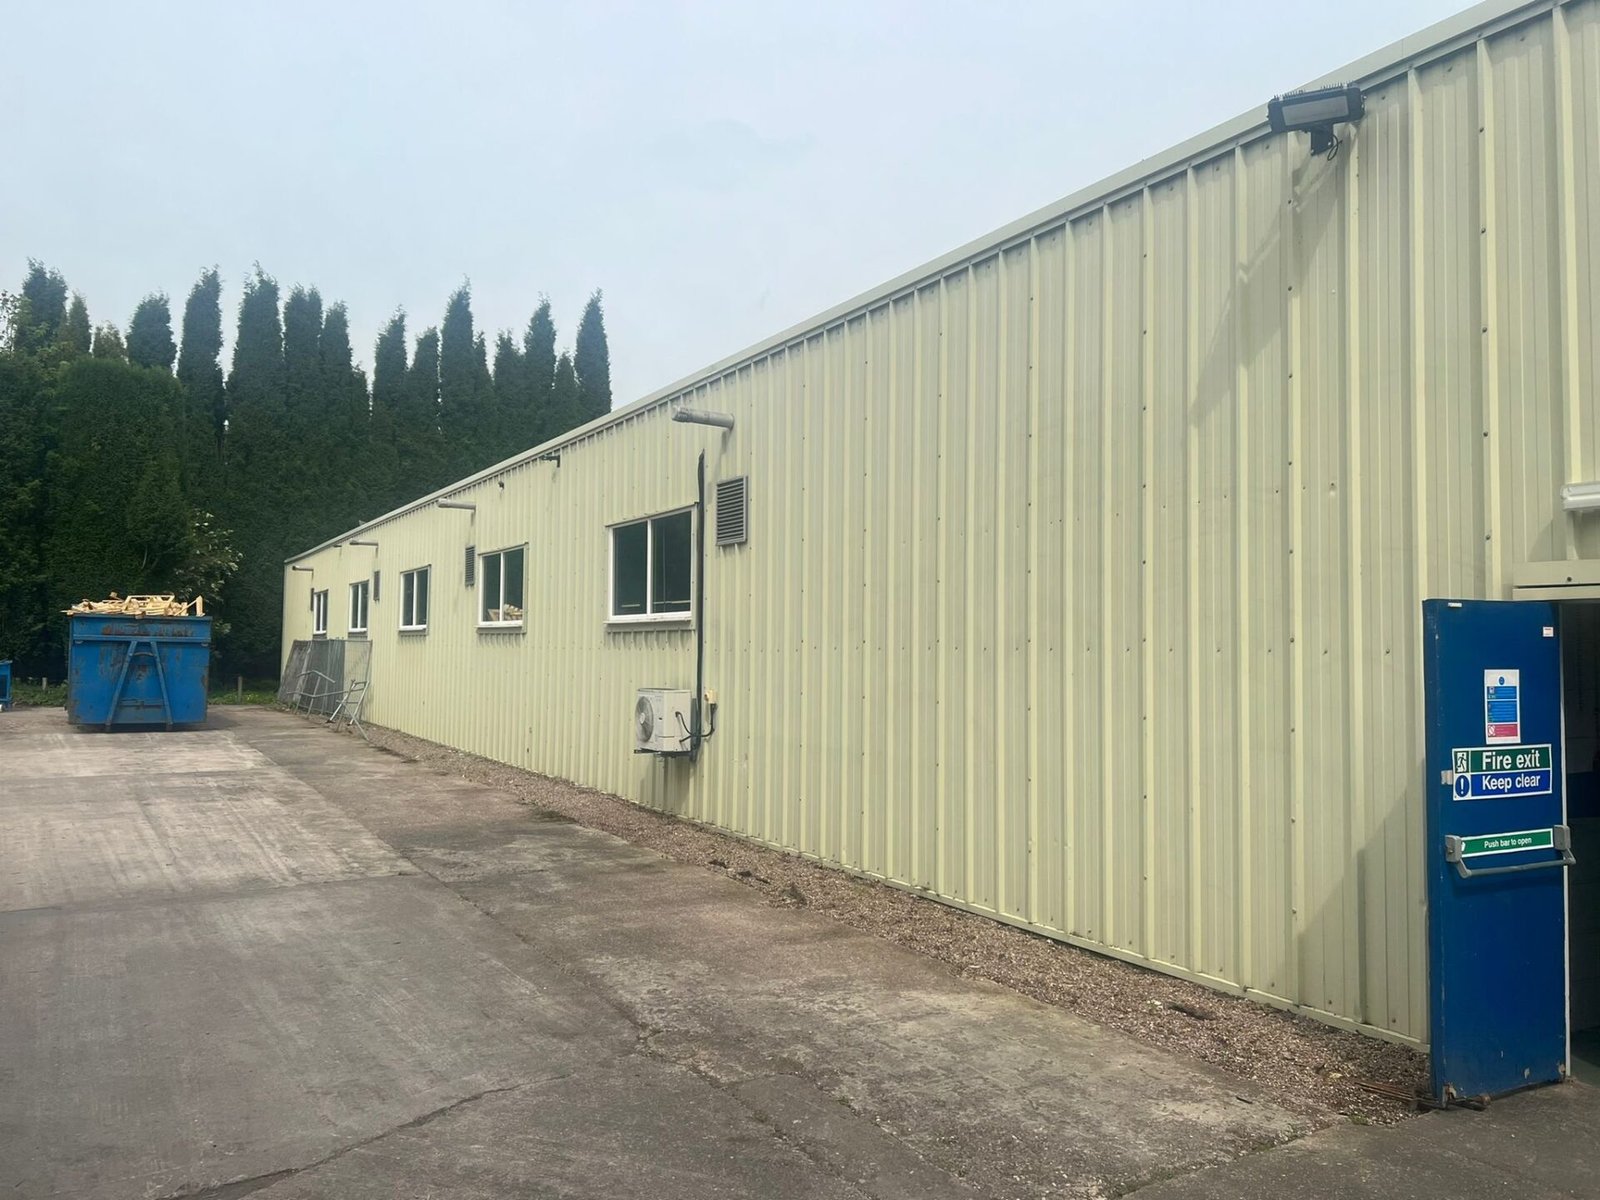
[285,0,1600,1045]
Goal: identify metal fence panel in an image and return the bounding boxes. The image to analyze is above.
[278,639,370,716]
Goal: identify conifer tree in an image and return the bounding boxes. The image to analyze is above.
[60,294,91,358]
[222,268,288,674]
[347,364,373,512]
[127,294,178,371]
[551,351,581,438]
[473,330,499,466]
[407,328,440,417]
[226,269,285,415]
[91,323,126,360]
[491,332,525,457]
[319,304,361,423]
[521,299,556,447]
[368,314,405,513]
[0,352,48,669]
[399,326,442,500]
[439,284,482,477]
[44,359,189,622]
[13,261,68,355]
[276,286,327,574]
[320,302,372,528]
[288,295,336,552]
[177,269,225,497]
[373,313,408,418]
[281,286,324,437]
[575,290,612,422]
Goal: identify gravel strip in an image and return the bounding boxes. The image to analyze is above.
[353,719,1426,1127]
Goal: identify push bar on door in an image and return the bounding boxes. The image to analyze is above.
[1444,826,1575,880]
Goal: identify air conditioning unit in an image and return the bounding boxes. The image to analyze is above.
[634,687,693,754]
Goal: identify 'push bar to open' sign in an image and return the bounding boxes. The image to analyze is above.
[1456,827,1556,857]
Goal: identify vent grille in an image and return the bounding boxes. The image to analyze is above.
[715,476,748,546]
[372,570,380,602]
[465,545,476,586]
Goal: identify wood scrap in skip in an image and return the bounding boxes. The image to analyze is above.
[63,593,205,617]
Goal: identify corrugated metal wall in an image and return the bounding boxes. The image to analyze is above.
[284,0,1600,1044]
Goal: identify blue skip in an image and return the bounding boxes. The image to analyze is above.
[67,613,212,730]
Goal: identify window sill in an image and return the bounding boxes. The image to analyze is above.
[477,622,525,633]
[607,616,694,632]
[348,630,368,639]
[399,626,428,636]
[312,632,328,640]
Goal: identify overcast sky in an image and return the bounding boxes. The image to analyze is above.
[6,0,1466,406]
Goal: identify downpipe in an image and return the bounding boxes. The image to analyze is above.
[691,450,708,762]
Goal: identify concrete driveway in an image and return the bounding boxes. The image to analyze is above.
[0,707,1338,1198]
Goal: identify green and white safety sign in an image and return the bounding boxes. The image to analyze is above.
[1456,828,1555,857]
[1450,744,1554,800]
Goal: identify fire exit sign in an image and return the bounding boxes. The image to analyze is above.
[1450,744,1553,800]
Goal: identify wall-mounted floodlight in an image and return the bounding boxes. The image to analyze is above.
[1267,84,1364,158]
[535,452,562,467]
[1561,482,1600,513]
[349,539,379,547]
[436,500,477,511]
[290,565,314,573]
[673,408,735,431]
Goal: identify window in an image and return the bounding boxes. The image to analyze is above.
[348,580,369,635]
[312,589,329,636]
[611,509,693,621]
[401,567,430,631]
[479,546,525,626]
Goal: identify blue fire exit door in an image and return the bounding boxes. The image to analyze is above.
[1424,599,1572,1102]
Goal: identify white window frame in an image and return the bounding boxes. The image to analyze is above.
[400,566,430,633]
[348,580,369,635]
[478,545,526,629]
[608,505,695,625]
[312,588,329,637]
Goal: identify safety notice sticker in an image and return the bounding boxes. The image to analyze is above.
[1485,669,1521,744]
[1452,744,1553,800]
[1457,828,1555,857]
